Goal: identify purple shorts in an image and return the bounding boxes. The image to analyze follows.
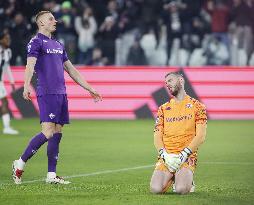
[37,94,69,125]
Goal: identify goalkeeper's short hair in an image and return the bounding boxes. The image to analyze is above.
[165,71,183,79]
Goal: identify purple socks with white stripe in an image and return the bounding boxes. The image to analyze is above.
[21,132,48,162]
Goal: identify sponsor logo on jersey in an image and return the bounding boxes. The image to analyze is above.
[166,114,193,122]
[46,48,63,54]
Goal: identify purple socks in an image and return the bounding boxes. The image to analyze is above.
[21,133,48,162]
[20,132,62,173]
[47,133,62,172]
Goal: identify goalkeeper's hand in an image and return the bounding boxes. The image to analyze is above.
[159,148,181,172]
[178,147,193,165]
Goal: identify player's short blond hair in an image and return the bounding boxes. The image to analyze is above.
[35,11,51,23]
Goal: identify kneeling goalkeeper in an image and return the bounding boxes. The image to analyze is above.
[150,71,207,194]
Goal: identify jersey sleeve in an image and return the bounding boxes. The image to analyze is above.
[154,106,164,133]
[27,38,42,58]
[63,47,69,62]
[195,102,207,125]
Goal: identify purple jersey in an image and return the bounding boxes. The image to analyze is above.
[27,33,68,95]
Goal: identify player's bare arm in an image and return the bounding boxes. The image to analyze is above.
[63,60,102,102]
[11,83,15,92]
[23,57,37,100]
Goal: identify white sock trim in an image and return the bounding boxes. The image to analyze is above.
[47,172,56,179]
[2,113,10,128]
[17,158,26,170]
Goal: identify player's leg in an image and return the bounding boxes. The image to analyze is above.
[150,159,175,194]
[14,122,55,165]
[12,122,55,184]
[1,97,10,127]
[150,170,174,194]
[46,125,70,185]
[174,167,193,194]
[0,86,18,134]
[46,124,62,180]
[46,94,70,184]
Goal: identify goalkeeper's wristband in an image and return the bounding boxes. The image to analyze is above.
[179,147,193,163]
[183,147,192,156]
[158,148,165,156]
[158,148,167,162]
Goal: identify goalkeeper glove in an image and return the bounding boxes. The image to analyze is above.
[178,147,192,164]
[159,148,181,172]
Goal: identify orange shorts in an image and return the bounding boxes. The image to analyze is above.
[155,156,197,173]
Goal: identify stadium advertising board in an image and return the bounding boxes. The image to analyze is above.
[4,66,254,120]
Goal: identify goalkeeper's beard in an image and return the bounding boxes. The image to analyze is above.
[170,82,182,97]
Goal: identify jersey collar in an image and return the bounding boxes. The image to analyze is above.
[37,33,52,40]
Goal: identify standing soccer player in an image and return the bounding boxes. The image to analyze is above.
[12,11,102,184]
[0,30,19,135]
[150,71,207,194]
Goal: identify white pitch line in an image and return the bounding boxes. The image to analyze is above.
[23,164,154,184]
[0,164,154,185]
[1,161,253,185]
[200,161,254,165]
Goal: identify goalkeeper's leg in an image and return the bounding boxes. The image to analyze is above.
[174,167,193,194]
[150,170,174,194]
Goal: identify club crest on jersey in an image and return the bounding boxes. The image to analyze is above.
[186,103,193,108]
[49,113,55,119]
[155,116,159,124]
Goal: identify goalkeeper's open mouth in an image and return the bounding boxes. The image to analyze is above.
[167,86,173,93]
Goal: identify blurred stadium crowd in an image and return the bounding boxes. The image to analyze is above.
[1,0,254,66]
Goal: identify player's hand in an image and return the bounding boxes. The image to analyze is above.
[11,84,15,92]
[88,88,102,102]
[159,148,181,172]
[23,85,32,101]
[178,147,192,165]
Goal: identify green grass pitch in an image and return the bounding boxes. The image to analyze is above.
[0,119,253,205]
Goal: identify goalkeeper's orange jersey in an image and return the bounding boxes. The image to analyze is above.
[154,95,207,156]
